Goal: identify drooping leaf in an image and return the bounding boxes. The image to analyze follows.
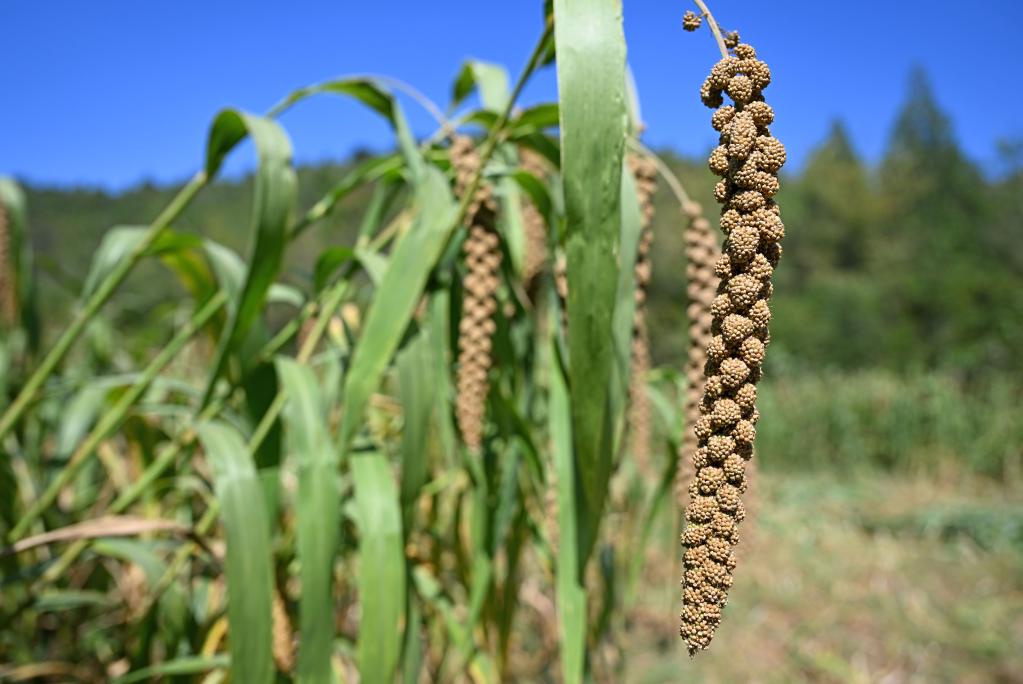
[201,111,297,407]
[271,78,422,181]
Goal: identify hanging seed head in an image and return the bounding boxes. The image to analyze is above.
[452,137,502,452]
[681,41,786,655]
[450,135,497,223]
[682,10,703,32]
[676,199,720,506]
[520,148,549,284]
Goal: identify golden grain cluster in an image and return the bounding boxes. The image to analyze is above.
[682,10,703,32]
[451,136,502,452]
[680,40,786,654]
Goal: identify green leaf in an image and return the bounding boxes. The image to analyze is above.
[452,60,511,113]
[296,154,405,242]
[513,103,560,131]
[55,384,107,459]
[338,166,457,453]
[35,590,114,611]
[352,451,406,683]
[80,228,143,302]
[275,358,340,684]
[396,331,434,514]
[554,0,627,561]
[112,655,230,684]
[549,336,586,684]
[201,111,297,407]
[196,421,274,684]
[610,162,645,427]
[272,78,422,181]
[314,247,356,293]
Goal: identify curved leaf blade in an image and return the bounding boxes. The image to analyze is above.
[201,111,297,406]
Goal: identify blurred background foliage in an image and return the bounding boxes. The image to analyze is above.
[22,69,1023,481]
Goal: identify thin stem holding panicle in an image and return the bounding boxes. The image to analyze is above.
[692,0,730,60]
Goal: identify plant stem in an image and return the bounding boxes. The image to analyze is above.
[692,0,729,60]
[626,138,694,208]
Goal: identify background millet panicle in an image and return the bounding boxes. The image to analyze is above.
[676,200,720,504]
[680,40,786,654]
[520,148,549,285]
[450,136,502,453]
[627,154,658,473]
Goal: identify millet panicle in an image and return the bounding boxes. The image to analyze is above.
[680,40,786,655]
[451,136,502,453]
[676,200,720,504]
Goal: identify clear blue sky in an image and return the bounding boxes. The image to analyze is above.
[3,1,1021,190]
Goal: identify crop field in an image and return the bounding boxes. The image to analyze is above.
[1,1,1021,682]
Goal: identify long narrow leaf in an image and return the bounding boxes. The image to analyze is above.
[112,655,230,684]
[554,0,627,560]
[201,111,297,406]
[352,451,406,683]
[549,336,585,684]
[196,421,274,684]
[271,78,422,181]
[276,358,340,684]
[338,167,457,453]
[397,331,434,514]
[610,163,645,426]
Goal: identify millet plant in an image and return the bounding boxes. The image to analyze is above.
[0,1,783,680]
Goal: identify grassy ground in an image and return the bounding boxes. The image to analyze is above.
[623,468,1023,683]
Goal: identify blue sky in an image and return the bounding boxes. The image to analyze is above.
[3,1,1021,190]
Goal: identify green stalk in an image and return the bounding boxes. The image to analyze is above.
[0,172,208,444]
[8,290,226,541]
